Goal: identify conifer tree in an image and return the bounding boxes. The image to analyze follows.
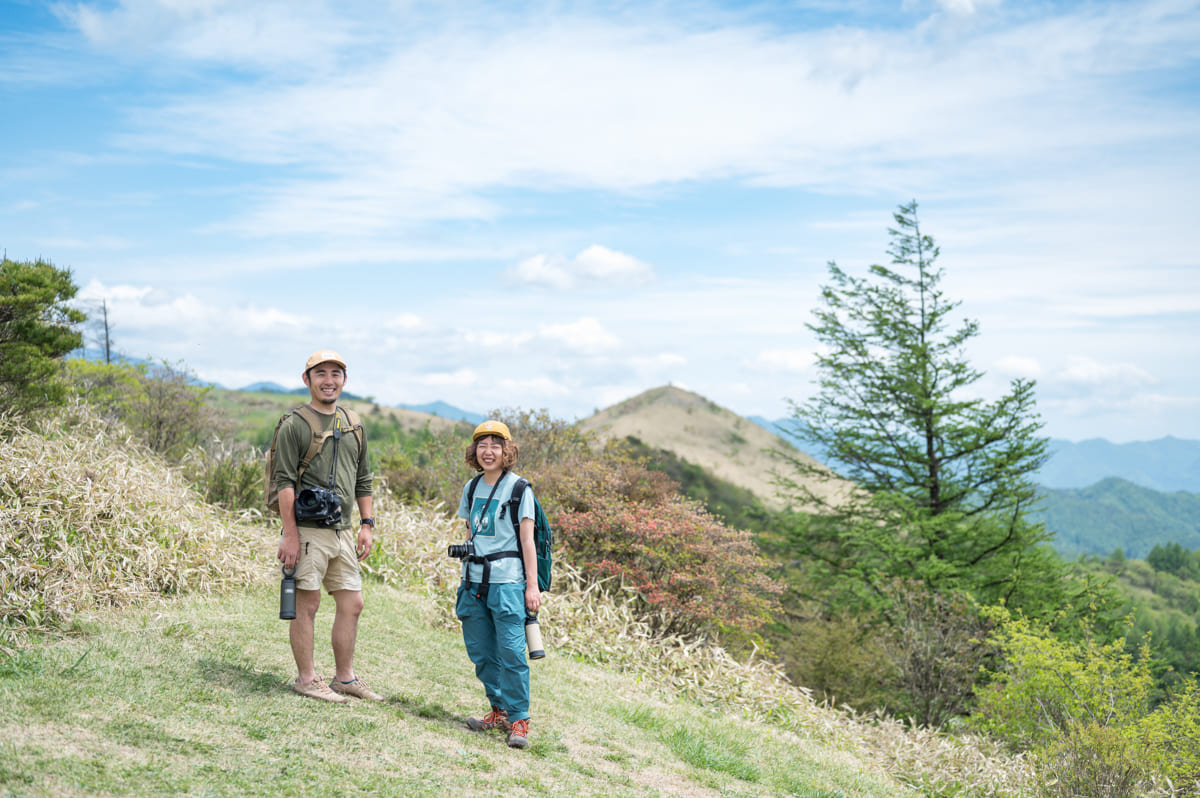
[779,202,1074,618]
[0,257,85,417]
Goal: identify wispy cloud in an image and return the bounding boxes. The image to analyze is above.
[511,245,654,290]
[42,0,1200,241]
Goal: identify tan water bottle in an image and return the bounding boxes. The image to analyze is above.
[524,614,545,659]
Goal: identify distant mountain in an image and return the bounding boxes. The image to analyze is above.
[397,401,486,425]
[235,383,368,400]
[67,348,222,388]
[751,415,1200,494]
[1040,437,1200,493]
[68,347,147,368]
[1036,478,1200,559]
[238,381,293,393]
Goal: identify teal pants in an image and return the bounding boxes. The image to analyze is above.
[456,581,530,722]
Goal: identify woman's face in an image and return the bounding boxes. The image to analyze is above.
[475,436,505,473]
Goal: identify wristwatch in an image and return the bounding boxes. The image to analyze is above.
[360,517,375,527]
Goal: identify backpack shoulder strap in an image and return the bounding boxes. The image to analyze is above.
[290,405,328,482]
[336,405,367,467]
[506,477,530,528]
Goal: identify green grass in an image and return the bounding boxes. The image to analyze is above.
[0,583,918,798]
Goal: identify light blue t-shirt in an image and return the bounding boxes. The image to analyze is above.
[456,472,536,585]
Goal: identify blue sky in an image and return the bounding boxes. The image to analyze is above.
[3,0,1198,443]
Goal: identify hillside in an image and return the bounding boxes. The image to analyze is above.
[207,388,465,445]
[1036,477,1200,559]
[0,403,1034,797]
[579,386,846,511]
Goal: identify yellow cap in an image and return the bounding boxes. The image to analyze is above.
[472,420,512,441]
[305,350,347,370]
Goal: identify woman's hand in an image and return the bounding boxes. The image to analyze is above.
[525,585,542,614]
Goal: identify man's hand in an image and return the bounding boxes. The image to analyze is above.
[277,530,300,570]
[356,525,374,561]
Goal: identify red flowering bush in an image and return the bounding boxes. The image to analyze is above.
[554,491,782,639]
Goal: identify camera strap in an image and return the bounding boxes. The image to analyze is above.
[325,416,343,490]
[465,471,512,599]
[468,471,506,541]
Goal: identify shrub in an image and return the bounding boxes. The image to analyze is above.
[179,437,264,513]
[972,610,1155,751]
[773,610,892,712]
[1135,678,1200,794]
[970,607,1200,796]
[555,492,782,640]
[376,420,470,507]
[878,579,995,729]
[1036,723,1143,798]
[64,359,224,461]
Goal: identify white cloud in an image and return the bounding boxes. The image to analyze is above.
[58,0,351,69]
[630,353,687,369]
[413,368,479,389]
[536,317,621,355]
[511,245,654,291]
[465,330,537,349]
[43,0,1198,253]
[934,0,1003,15]
[993,355,1042,379]
[1057,356,1157,390]
[382,313,422,332]
[750,348,816,373]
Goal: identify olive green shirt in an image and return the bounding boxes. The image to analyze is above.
[273,406,372,530]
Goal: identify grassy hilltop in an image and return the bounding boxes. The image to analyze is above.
[0,401,1034,798]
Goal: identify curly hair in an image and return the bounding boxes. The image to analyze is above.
[465,435,520,472]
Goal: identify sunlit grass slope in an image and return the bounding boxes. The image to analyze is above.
[0,403,1034,797]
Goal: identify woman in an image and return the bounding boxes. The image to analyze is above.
[455,419,542,749]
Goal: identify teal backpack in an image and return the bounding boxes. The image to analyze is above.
[466,474,554,591]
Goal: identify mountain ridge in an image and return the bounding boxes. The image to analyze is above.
[577,385,847,511]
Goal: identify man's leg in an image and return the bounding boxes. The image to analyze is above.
[290,588,322,684]
[330,588,364,683]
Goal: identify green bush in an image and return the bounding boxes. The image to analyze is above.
[971,607,1200,795]
[972,610,1155,751]
[65,359,223,461]
[772,610,892,712]
[376,421,470,507]
[1035,723,1143,798]
[180,438,264,513]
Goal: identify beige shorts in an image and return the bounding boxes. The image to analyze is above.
[293,527,362,593]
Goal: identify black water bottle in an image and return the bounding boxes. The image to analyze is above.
[279,566,297,620]
[525,613,545,660]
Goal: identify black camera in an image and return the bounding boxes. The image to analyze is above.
[294,486,342,527]
[447,540,475,560]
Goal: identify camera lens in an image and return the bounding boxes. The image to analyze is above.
[447,542,473,559]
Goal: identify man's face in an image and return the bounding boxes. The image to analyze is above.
[303,362,346,407]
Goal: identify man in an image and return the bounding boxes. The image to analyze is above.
[275,350,380,703]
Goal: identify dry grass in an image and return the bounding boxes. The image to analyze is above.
[0,401,270,648]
